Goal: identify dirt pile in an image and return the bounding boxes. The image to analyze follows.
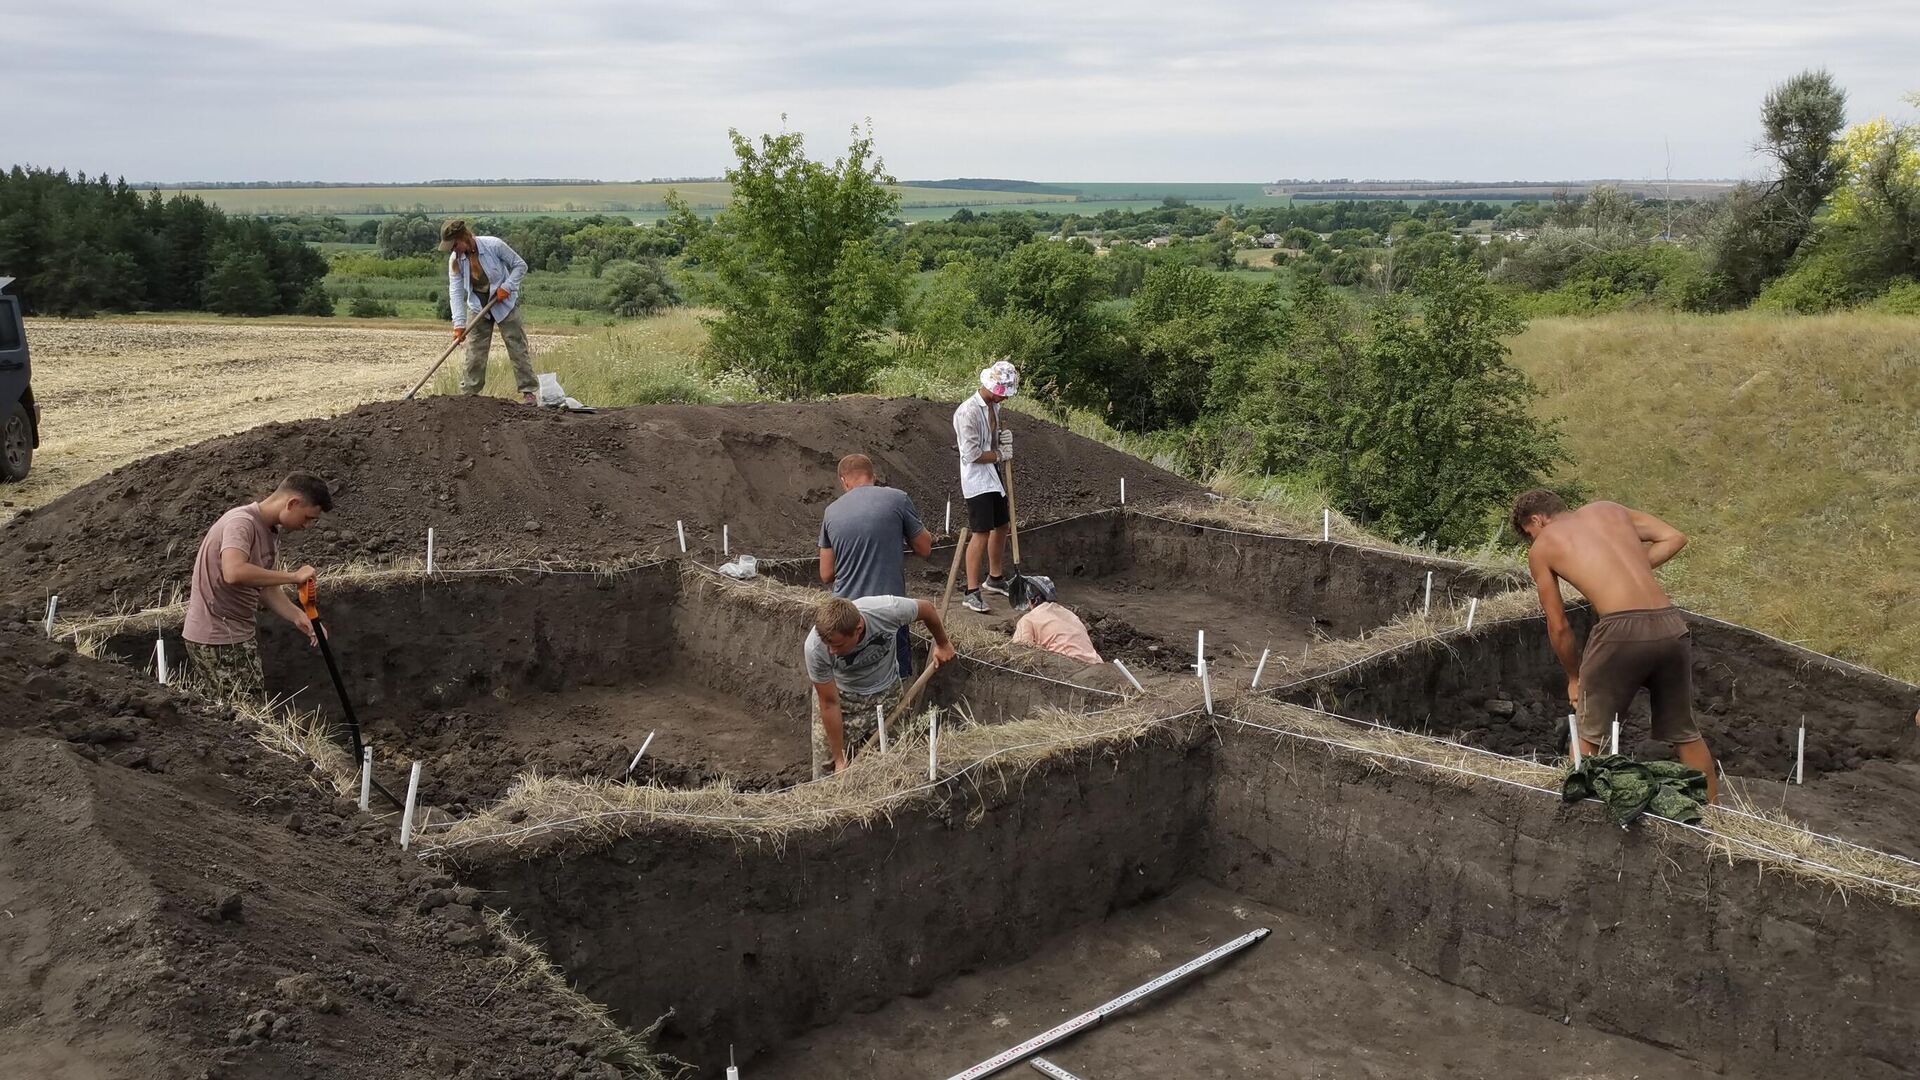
[0,396,1197,613]
[0,619,665,1079]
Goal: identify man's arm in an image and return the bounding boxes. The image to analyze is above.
[914,599,958,665]
[448,255,468,330]
[262,584,319,647]
[956,408,1000,465]
[1629,509,1688,569]
[1529,546,1582,704]
[908,529,934,559]
[814,681,849,772]
[220,548,313,589]
[818,547,836,586]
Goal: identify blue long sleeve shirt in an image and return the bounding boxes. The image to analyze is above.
[447,235,528,327]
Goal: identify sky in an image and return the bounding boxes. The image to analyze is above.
[12,0,1920,184]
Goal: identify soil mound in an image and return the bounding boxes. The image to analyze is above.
[0,620,663,1079]
[0,396,1197,613]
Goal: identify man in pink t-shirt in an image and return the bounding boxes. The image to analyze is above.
[1010,576,1103,666]
[182,473,331,700]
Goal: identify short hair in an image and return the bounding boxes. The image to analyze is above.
[1508,488,1565,540]
[837,453,875,480]
[815,597,863,639]
[278,472,334,513]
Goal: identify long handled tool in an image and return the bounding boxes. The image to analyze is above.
[946,928,1270,1080]
[939,527,971,621]
[298,580,404,810]
[1003,459,1021,566]
[404,295,499,401]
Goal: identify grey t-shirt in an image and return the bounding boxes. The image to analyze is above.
[804,595,921,696]
[819,485,925,600]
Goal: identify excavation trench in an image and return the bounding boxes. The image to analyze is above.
[97,565,1120,812]
[1277,608,1920,856]
[447,718,1920,1078]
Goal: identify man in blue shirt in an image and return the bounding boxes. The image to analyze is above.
[819,454,933,682]
[441,219,537,403]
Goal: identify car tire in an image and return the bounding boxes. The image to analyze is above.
[0,401,31,482]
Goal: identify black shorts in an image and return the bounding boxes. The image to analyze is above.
[966,491,1010,532]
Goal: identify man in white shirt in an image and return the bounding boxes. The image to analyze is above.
[441,219,537,403]
[952,360,1019,614]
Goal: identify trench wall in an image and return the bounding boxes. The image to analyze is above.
[253,568,682,717]
[1282,611,1920,776]
[457,737,1214,1070]
[1019,511,1523,637]
[1205,726,1920,1078]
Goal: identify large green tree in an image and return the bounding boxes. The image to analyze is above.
[1705,69,1849,304]
[668,124,907,398]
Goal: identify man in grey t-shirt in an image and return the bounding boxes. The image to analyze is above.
[819,453,933,680]
[804,595,956,776]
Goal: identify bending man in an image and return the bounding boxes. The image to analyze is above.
[182,473,331,701]
[804,595,956,777]
[441,218,536,403]
[1510,489,1716,802]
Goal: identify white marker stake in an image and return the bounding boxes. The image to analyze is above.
[1250,648,1271,690]
[1111,658,1145,695]
[1323,508,1330,541]
[1465,598,1478,631]
[1120,477,1126,505]
[723,524,730,556]
[1568,714,1582,768]
[676,520,687,553]
[876,703,887,753]
[154,631,169,686]
[727,1045,741,1080]
[1422,572,1432,617]
[425,528,435,575]
[1795,719,1806,785]
[626,730,657,776]
[1610,716,1621,755]
[44,595,59,637]
[928,713,939,781]
[946,500,952,535]
[1196,630,1214,715]
[359,745,373,811]
[399,761,423,850]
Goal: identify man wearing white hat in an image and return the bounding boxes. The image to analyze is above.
[953,359,1019,613]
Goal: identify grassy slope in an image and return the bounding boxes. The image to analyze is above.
[1510,312,1920,681]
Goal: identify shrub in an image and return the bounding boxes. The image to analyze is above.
[602,260,682,317]
[347,296,398,318]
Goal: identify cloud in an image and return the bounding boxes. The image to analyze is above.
[11,0,1919,181]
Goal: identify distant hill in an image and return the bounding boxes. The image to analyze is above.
[902,178,1080,195]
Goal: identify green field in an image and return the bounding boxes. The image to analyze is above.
[171,182,1076,218]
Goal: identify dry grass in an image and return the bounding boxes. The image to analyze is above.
[7,318,566,524]
[1271,585,1554,689]
[1230,696,1920,907]
[429,308,731,405]
[1148,496,1526,575]
[1513,311,1920,681]
[425,699,1201,859]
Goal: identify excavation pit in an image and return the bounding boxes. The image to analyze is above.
[445,709,1920,1077]
[100,564,1122,812]
[1278,608,1920,857]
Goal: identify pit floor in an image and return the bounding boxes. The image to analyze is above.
[364,679,809,812]
[1720,761,1920,863]
[757,882,1720,1079]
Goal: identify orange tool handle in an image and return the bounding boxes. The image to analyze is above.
[298,579,319,619]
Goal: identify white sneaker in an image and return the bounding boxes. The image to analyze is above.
[963,590,991,614]
[982,575,1012,596]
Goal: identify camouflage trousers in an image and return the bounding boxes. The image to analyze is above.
[184,639,266,703]
[810,680,942,779]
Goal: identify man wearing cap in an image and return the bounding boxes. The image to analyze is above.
[440,219,537,404]
[954,359,1019,614]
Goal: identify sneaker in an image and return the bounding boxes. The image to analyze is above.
[522,392,538,405]
[982,575,1011,596]
[963,590,991,614]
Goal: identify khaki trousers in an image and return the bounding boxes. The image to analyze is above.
[460,304,537,396]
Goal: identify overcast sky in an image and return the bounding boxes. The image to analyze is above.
[13,0,1919,184]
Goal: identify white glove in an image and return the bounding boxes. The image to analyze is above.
[997,430,1013,461]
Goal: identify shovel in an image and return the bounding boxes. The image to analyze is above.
[298,580,404,810]
[403,294,499,401]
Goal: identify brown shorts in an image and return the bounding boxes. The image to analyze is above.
[1578,607,1699,745]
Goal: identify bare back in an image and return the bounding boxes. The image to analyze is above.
[1529,501,1676,616]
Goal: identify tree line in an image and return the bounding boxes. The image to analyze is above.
[0,167,329,316]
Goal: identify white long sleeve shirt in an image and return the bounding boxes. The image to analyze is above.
[952,392,1004,499]
[447,235,528,327]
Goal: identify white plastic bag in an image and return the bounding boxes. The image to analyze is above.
[536,372,566,407]
[719,554,759,580]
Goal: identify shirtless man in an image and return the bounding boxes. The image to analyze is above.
[1509,489,1716,803]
